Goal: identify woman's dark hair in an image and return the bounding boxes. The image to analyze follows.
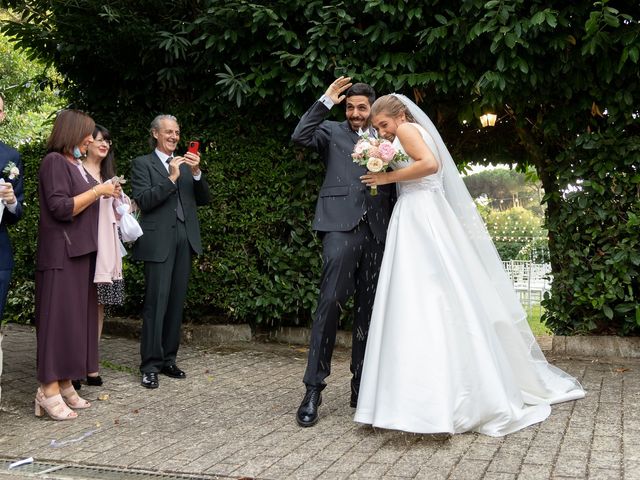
[93,124,116,179]
[46,109,95,155]
[345,83,376,106]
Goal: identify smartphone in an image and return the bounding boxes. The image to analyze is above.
[187,141,200,154]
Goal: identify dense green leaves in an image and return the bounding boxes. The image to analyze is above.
[544,132,640,335]
[1,0,639,333]
[0,28,63,145]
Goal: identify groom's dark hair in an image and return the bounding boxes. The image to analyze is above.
[346,83,376,106]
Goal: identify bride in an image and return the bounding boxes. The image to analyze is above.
[354,94,585,437]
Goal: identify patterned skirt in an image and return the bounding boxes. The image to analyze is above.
[97,278,125,307]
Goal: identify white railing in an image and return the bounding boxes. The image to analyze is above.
[502,260,552,311]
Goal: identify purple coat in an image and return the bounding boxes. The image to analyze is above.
[37,152,99,270]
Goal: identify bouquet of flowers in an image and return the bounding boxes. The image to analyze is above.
[351,134,407,195]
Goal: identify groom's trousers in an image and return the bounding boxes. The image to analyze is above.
[303,217,385,392]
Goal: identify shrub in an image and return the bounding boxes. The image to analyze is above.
[543,131,640,335]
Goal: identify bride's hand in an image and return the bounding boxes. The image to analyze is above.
[360,172,389,187]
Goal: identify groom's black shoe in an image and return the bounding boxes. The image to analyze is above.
[141,372,159,389]
[296,386,322,427]
[161,364,186,379]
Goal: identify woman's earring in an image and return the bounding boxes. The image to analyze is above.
[73,146,82,159]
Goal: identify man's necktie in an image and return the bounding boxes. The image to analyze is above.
[166,157,185,221]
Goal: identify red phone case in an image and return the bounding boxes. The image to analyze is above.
[187,141,200,154]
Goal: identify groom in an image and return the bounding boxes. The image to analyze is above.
[291,77,394,427]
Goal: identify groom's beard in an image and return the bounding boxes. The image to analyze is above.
[348,117,369,131]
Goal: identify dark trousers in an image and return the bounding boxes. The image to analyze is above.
[303,218,385,393]
[140,222,192,373]
[0,268,11,321]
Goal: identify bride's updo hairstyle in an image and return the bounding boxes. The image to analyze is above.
[370,95,416,123]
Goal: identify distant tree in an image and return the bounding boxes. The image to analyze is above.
[0,21,63,145]
[480,206,546,261]
[464,168,544,212]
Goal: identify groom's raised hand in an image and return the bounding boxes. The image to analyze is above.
[324,76,353,105]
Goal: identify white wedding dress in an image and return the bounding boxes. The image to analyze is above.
[354,122,585,437]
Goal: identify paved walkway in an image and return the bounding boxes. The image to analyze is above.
[0,323,638,480]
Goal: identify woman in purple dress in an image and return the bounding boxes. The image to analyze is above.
[34,110,120,421]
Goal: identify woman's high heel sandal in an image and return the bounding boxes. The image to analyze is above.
[34,388,77,421]
[60,385,91,409]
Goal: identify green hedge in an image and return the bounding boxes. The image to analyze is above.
[4,116,325,328]
[544,131,640,335]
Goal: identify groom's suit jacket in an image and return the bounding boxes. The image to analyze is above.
[292,101,394,242]
[0,141,24,270]
[131,151,210,262]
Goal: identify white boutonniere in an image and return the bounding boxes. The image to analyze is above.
[2,162,20,180]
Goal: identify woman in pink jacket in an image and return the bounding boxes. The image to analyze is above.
[78,124,130,388]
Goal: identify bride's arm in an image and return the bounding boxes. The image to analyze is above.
[361,124,439,187]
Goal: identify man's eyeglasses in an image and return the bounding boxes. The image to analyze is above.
[95,138,112,146]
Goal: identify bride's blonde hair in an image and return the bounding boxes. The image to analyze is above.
[370,95,416,123]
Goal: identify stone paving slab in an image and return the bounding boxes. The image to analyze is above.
[0,323,639,479]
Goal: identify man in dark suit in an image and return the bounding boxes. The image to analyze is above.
[131,114,210,389]
[0,93,24,322]
[291,77,394,427]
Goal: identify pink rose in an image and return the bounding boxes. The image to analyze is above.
[377,141,397,162]
[367,146,381,159]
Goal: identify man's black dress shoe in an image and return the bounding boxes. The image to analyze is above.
[71,379,82,391]
[161,364,186,379]
[87,375,103,386]
[296,387,322,427]
[141,372,159,389]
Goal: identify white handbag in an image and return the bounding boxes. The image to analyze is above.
[116,203,143,242]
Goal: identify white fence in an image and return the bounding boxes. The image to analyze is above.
[502,260,552,312]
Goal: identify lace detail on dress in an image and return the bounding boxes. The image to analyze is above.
[391,124,444,196]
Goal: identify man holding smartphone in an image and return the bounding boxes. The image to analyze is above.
[131,115,210,389]
[0,93,24,323]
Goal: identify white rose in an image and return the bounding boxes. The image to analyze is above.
[354,141,372,154]
[366,157,384,172]
[9,166,19,180]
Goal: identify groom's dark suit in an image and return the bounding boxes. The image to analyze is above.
[131,151,210,374]
[0,142,24,320]
[292,100,394,395]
